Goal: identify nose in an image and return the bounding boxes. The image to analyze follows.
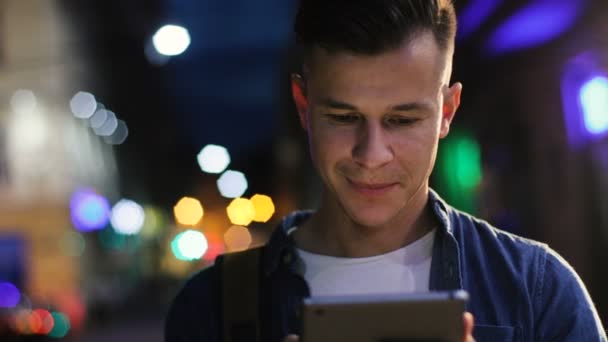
[352,121,393,169]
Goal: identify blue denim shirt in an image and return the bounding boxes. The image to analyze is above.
[165,190,607,341]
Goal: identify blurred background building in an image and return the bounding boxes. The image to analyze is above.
[0,0,606,340]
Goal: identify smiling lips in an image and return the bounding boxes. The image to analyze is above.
[346,178,398,196]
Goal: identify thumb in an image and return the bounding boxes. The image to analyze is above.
[463,312,475,342]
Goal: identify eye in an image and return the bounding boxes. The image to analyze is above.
[385,116,418,126]
[324,114,360,124]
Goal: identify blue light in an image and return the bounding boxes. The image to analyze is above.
[561,52,607,147]
[0,282,20,308]
[580,77,608,135]
[457,0,502,41]
[487,0,587,54]
[70,188,111,232]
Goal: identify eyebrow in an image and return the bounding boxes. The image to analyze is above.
[318,97,432,112]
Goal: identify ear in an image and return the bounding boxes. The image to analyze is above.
[291,73,309,130]
[440,82,462,138]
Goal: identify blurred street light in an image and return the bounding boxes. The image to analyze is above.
[580,76,608,135]
[226,198,256,226]
[0,282,21,308]
[217,170,248,198]
[224,226,252,252]
[103,119,129,145]
[250,194,275,223]
[153,24,191,56]
[171,230,208,261]
[111,199,145,235]
[70,92,97,119]
[174,197,204,226]
[197,144,231,174]
[70,188,111,232]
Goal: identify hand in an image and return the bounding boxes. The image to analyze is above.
[283,312,476,342]
[463,311,475,342]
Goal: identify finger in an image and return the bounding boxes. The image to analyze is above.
[284,334,300,342]
[463,312,475,342]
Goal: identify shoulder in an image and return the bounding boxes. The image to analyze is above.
[534,248,606,340]
[447,206,548,264]
[164,263,220,342]
[448,208,606,339]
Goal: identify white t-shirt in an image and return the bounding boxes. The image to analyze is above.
[295,229,436,296]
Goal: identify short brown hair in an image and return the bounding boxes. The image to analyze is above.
[294,0,457,57]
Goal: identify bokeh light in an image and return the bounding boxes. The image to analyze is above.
[14,309,32,335]
[197,144,231,174]
[90,108,109,129]
[250,194,275,223]
[226,198,256,226]
[32,309,54,335]
[48,312,70,339]
[111,199,145,235]
[436,130,483,214]
[457,0,502,41]
[580,76,608,135]
[224,226,252,252]
[217,170,248,198]
[171,230,208,261]
[562,52,608,146]
[486,0,586,54]
[10,89,37,114]
[27,310,42,335]
[59,231,86,257]
[0,282,21,308]
[153,24,191,56]
[103,119,129,145]
[93,110,119,136]
[70,91,97,119]
[70,188,111,232]
[173,197,204,226]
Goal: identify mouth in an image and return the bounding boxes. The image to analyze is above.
[346,178,398,196]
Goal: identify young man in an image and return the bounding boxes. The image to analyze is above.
[165,1,607,341]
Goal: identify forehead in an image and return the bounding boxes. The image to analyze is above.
[305,32,448,102]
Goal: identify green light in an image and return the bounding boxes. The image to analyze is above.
[435,130,483,213]
[454,138,482,190]
[48,312,70,339]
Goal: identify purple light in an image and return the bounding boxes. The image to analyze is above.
[70,188,111,232]
[486,0,587,54]
[457,0,502,42]
[562,52,608,147]
[0,282,21,308]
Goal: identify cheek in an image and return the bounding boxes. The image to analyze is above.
[390,126,440,165]
[310,125,354,164]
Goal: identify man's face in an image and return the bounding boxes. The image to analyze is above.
[292,32,461,228]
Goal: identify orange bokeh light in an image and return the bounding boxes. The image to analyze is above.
[224,225,252,252]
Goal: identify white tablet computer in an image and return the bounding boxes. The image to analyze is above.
[301,290,468,342]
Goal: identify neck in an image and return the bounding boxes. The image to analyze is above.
[294,186,436,258]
